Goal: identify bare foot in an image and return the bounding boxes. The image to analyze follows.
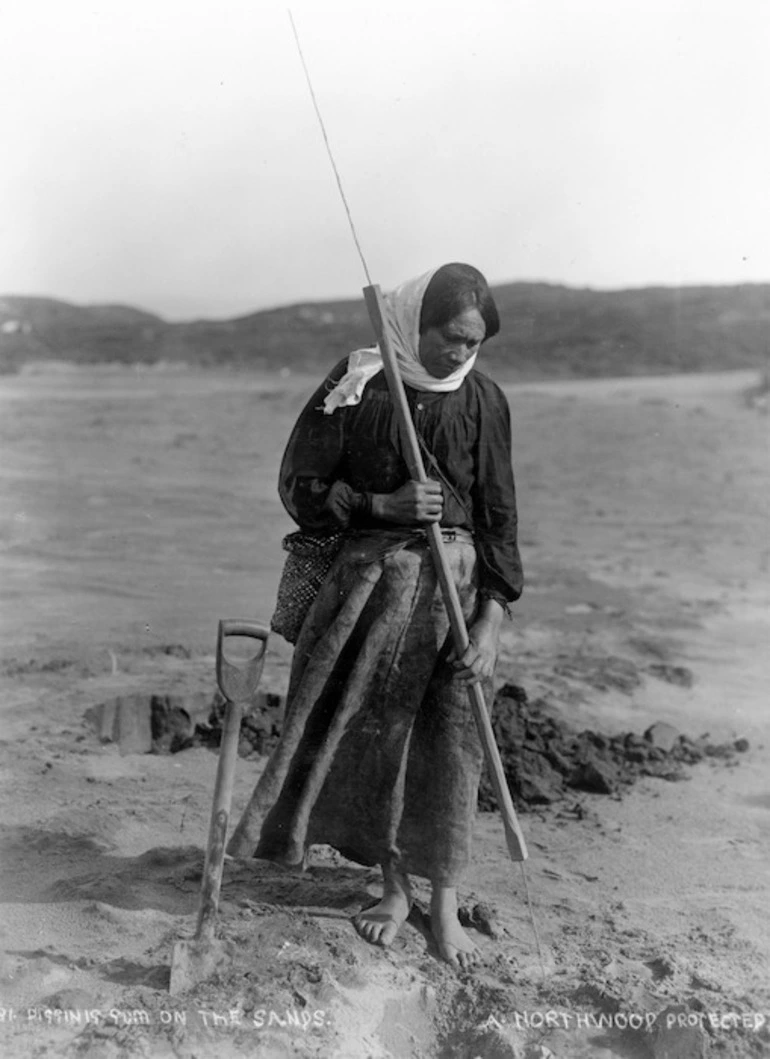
[431,886,479,971]
[352,867,412,948]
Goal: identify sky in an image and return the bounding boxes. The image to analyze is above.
[1,0,768,320]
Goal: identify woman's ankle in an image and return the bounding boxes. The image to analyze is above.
[382,863,413,904]
[430,884,458,918]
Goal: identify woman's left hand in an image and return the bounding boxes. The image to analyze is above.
[448,599,504,683]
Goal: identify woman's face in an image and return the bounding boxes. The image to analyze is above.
[418,308,486,379]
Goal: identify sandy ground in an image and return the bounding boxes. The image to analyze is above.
[0,365,768,1059]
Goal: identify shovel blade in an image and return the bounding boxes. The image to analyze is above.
[169,936,233,996]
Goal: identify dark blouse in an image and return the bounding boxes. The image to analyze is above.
[278,359,524,606]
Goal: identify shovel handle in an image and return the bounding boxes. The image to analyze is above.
[216,620,269,704]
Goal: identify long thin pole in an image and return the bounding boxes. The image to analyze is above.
[288,11,545,973]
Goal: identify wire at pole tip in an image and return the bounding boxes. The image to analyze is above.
[285,7,373,286]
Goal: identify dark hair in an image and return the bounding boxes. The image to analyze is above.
[419,263,500,341]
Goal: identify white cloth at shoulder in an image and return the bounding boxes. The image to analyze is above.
[322,268,478,415]
[322,349,384,414]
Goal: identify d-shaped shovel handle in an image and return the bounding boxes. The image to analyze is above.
[216,620,269,704]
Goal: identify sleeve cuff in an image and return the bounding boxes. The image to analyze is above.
[478,588,515,617]
[322,481,372,526]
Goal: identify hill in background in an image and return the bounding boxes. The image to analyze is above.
[1,283,768,378]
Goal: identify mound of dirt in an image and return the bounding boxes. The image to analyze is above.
[479,683,750,809]
[87,679,749,820]
[85,688,284,758]
[196,690,285,759]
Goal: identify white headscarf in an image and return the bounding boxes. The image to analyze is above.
[322,268,478,415]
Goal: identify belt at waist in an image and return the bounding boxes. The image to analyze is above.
[349,526,474,546]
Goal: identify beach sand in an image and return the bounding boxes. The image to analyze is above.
[0,366,767,1058]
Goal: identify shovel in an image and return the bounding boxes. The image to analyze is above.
[169,619,268,995]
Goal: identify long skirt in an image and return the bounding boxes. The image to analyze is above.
[237,529,493,886]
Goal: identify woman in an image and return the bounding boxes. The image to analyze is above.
[231,263,523,970]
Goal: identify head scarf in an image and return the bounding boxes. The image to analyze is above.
[322,268,479,414]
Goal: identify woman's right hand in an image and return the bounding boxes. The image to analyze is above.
[371,479,444,524]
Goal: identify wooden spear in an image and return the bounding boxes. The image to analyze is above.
[363,284,528,863]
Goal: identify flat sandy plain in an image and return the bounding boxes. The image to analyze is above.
[0,365,768,1059]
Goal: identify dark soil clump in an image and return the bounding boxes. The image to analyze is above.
[478,683,749,810]
[194,689,285,758]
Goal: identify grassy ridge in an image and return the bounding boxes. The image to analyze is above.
[1,283,768,378]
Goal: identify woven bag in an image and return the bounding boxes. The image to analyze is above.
[270,530,346,644]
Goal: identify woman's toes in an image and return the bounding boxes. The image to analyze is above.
[352,897,410,948]
[380,918,399,946]
[431,915,479,970]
